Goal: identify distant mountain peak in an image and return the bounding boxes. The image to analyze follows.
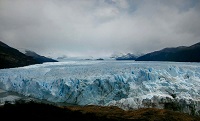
[114,53,143,60]
[24,50,58,63]
[57,55,68,60]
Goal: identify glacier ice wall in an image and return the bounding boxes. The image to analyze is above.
[0,61,200,114]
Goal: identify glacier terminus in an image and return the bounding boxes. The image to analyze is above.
[0,61,200,115]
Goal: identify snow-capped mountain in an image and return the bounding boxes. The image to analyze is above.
[110,52,124,59]
[0,61,200,115]
[114,53,143,60]
[56,55,68,60]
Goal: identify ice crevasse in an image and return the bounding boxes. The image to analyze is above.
[0,61,200,115]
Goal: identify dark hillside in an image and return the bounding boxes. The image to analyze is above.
[136,42,200,62]
[0,41,38,69]
[25,50,58,63]
[0,100,199,121]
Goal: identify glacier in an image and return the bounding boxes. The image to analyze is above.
[0,61,200,114]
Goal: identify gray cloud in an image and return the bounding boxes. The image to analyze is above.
[0,0,200,58]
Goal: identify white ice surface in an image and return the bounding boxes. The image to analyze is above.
[0,61,200,111]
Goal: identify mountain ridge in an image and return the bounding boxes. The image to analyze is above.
[136,42,200,62]
[0,41,58,69]
[0,41,38,69]
[24,50,58,63]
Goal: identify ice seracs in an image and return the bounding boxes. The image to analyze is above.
[0,61,200,115]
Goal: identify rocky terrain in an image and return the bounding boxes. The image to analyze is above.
[0,100,199,121]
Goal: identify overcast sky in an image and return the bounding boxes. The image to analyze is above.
[0,0,200,58]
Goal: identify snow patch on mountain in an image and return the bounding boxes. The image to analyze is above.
[111,52,144,60]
